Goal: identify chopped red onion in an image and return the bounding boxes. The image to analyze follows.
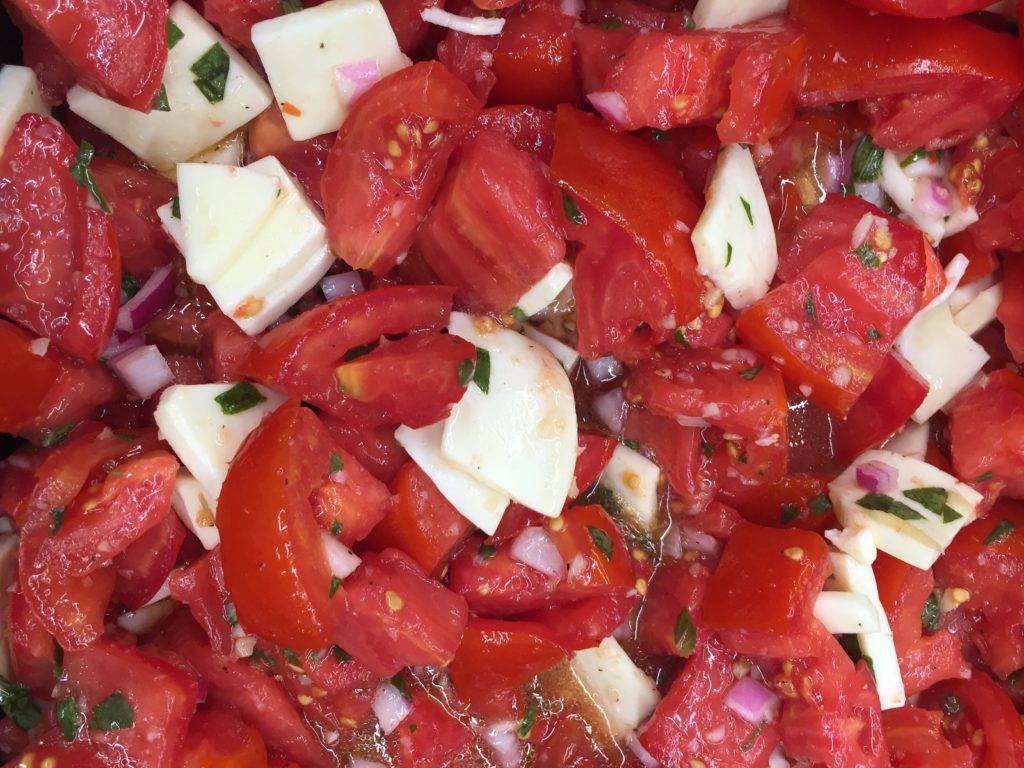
[334,59,381,103]
[916,178,952,218]
[587,91,628,125]
[628,735,661,768]
[321,530,361,580]
[482,722,522,768]
[593,388,626,434]
[103,329,145,360]
[109,345,173,399]
[195,680,208,704]
[559,0,583,16]
[320,271,365,301]
[850,212,874,250]
[585,354,625,383]
[724,677,780,725]
[675,416,710,428]
[682,527,721,557]
[510,527,563,580]
[420,7,505,35]
[855,460,898,494]
[372,684,412,735]
[117,265,174,333]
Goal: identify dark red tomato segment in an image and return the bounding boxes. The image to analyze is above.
[0,114,120,362]
[180,708,269,768]
[321,62,481,275]
[921,675,1024,767]
[624,406,709,508]
[113,508,185,611]
[882,707,971,768]
[0,319,61,433]
[417,129,566,314]
[9,0,167,109]
[310,446,390,547]
[488,3,577,110]
[998,257,1024,363]
[8,583,57,692]
[169,549,236,657]
[392,687,474,768]
[573,432,617,494]
[471,105,556,163]
[247,104,334,209]
[845,0,995,17]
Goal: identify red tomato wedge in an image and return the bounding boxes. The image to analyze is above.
[0,319,61,433]
[180,709,269,768]
[949,370,1024,498]
[845,0,995,17]
[0,114,120,361]
[321,62,481,275]
[882,707,971,768]
[488,3,578,110]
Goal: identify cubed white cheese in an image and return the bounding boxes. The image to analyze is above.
[176,156,334,334]
[514,262,573,318]
[570,637,660,741]
[599,444,661,531]
[813,591,883,635]
[879,150,978,244]
[0,65,49,153]
[824,524,877,565]
[171,472,220,550]
[190,131,246,167]
[67,1,272,169]
[395,422,511,535]
[953,282,1002,337]
[522,325,579,373]
[691,144,777,310]
[829,552,905,710]
[828,449,982,569]
[154,382,287,501]
[443,313,578,518]
[251,0,406,142]
[692,0,788,29]
[882,421,929,462]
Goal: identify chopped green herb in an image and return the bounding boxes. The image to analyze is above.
[674,328,690,347]
[517,705,539,739]
[114,431,137,442]
[867,327,883,341]
[984,518,1017,546]
[701,442,714,459]
[851,135,885,183]
[781,503,800,525]
[50,507,67,537]
[682,12,695,29]
[409,722,417,733]
[458,358,475,387]
[53,641,64,681]
[329,452,344,475]
[190,43,230,104]
[282,648,302,667]
[167,18,184,48]
[214,382,267,415]
[738,142,751,150]
[561,189,586,226]
[922,591,940,633]
[508,306,528,323]
[725,242,733,267]
[330,520,342,536]
[56,695,78,742]
[69,140,111,213]
[975,471,993,483]
[88,692,134,731]
[902,487,962,523]
[737,451,748,464]
[853,242,881,268]
[593,485,622,516]
[329,575,342,598]
[740,196,753,226]
[389,673,412,701]
[473,348,491,393]
[650,127,670,142]
[623,439,641,451]
[900,148,927,168]
[332,645,352,663]
[41,423,74,448]
[343,343,373,361]
[856,492,924,520]
[478,542,497,559]
[0,677,40,731]
[738,365,763,381]
[224,600,238,628]
[740,720,767,753]
[279,0,302,12]
[250,648,276,666]
[599,18,623,29]
[942,693,961,715]
[809,494,832,516]
[151,84,171,112]
[587,525,614,562]
[805,292,817,324]
[122,273,142,298]
[170,197,180,219]
[863,655,876,680]
[674,608,697,657]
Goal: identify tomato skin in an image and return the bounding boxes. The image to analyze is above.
[949,370,1024,498]
[551,105,705,331]
[169,550,236,657]
[735,473,835,532]
[573,433,617,495]
[21,354,121,444]
[471,105,555,163]
[0,319,61,433]
[0,114,120,362]
[361,462,474,576]
[218,401,340,650]
[320,410,409,486]
[448,533,560,616]
[845,0,994,17]
[392,689,474,768]
[922,675,1024,768]
[321,62,482,275]
[436,26,498,103]
[417,130,566,314]
[8,0,167,110]
[181,708,269,768]
[310,446,390,548]
[624,406,708,508]
[882,707,972,768]
[247,104,334,209]
[378,0,439,54]
[998,257,1024,364]
[203,0,281,52]
[8,583,57,692]
[702,522,830,636]
[114,511,186,611]
[488,3,577,110]
[200,311,259,383]
[637,557,712,657]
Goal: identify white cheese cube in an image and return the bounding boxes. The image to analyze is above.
[67,2,272,169]
[599,444,661,531]
[879,151,978,244]
[251,0,406,142]
[691,144,777,309]
[514,262,573,318]
[443,313,578,518]
[395,422,511,535]
[522,325,579,373]
[829,552,905,710]
[953,282,1002,337]
[0,65,49,153]
[171,472,220,550]
[824,524,877,565]
[813,591,883,635]
[882,422,929,462]
[190,131,246,167]
[692,0,788,29]
[570,637,660,741]
[154,382,287,501]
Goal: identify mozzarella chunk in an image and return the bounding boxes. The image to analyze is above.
[190,131,246,167]
[824,524,877,565]
[252,0,406,142]
[67,2,272,169]
[171,472,220,550]
[692,144,777,310]
[443,313,578,518]
[514,262,574,318]
[882,422,929,462]
[879,150,978,244]
[599,444,661,531]
[154,382,287,501]
[813,592,883,635]
[176,157,333,334]
[828,449,982,569]
[692,0,788,28]
[522,325,579,373]
[570,637,660,740]
[953,282,1002,337]
[829,552,905,710]
[395,422,510,535]
[0,65,49,152]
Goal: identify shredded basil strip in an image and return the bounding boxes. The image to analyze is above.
[740,196,753,226]
[725,242,733,267]
[458,358,475,387]
[170,196,181,219]
[853,242,881,268]
[856,492,923,521]
[151,84,171,112]
[984,518,1017,546]
[49,507,67,537]
[0,677,41,731]
[330,520,343,536]
[867,327,883,341]
[282,648,302,666]
[623,438,641,451]
[900,148,927,168]
[508,306,528,323]
[674,608,697,657]
[41,423,74,448]
[942,693,961,715]
[190,43,230,103]
[809,494,832,516]
[851,135,885,183]
[561,189,586,226]
[329,575,342,598]
[781,503,800,525]
[88,692,134,731]
[517,705,539,739]
[805,292,817,324]
[738,365,762,381]
[902,487,962,523]
[167,18,184,48]
[279,0,303,12]
[650,127,670,141]
[69,140,111,213]
[56,695,79,742]
[674,328,690,347]
[121,272,142,299]
[587,525,614,562]
[682,12,696,29]
[922,591,940,633]
[389,673,412,701]
[472,348,491,393]
[975,471,993,482]
[214,382,267,415]
[701,442,714,459]
[329,452,344,475]
[332,645,352,662]
[478,542,497,559]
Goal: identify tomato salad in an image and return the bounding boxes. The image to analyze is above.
[2,0,1024,765]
